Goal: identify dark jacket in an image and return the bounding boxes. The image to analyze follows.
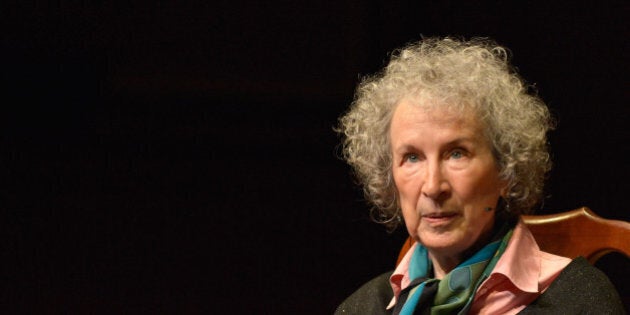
[335,257,625,314]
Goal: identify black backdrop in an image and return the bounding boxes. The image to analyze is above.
[3,1,629,313]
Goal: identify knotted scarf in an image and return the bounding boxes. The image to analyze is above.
[393,229,513,315]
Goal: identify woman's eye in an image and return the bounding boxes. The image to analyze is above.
[405,154,419,163]
[450,150,464,159]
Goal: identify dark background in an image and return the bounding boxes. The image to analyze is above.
[2,1,628,313]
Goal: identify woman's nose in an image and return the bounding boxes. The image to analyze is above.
[421,162,449,200]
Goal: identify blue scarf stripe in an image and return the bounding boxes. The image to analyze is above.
[400,282,427,315]
[460,240,501,266]
[409,245,430,280]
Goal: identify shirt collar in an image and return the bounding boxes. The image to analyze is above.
[489,220,541,293]
[387,241,416,309]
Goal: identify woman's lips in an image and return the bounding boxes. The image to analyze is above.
[422,212,459,226]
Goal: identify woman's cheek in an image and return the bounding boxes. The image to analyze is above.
[402,205,419,236]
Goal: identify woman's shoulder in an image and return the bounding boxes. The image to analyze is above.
[334,271,394,315]
[520,257,625,314]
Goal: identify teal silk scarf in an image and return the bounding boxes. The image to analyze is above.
[395,229,513,315]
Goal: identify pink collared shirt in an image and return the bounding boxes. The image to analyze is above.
[387,221,571,314]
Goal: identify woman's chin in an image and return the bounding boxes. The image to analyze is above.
[417,230,468,254]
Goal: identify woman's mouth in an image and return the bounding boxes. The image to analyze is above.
[422,212,459,226]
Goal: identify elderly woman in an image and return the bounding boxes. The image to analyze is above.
[335,38,623,314]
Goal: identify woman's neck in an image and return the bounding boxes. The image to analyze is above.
[429,253,462,279]
[427,218,515,279]
[428,227,496,279]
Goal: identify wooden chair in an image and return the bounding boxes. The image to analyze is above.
[397,206,630,265]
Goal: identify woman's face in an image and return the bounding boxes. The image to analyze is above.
[390,99,506,259]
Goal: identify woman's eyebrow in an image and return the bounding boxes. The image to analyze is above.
[442,137,476,147]
[393,144,418,154]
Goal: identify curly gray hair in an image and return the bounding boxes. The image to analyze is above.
[337,37,553,229]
